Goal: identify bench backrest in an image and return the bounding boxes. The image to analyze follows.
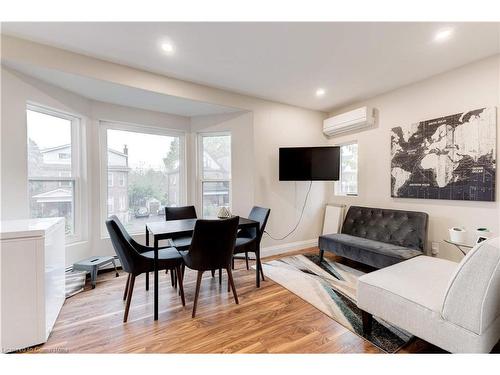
[442,237,500,335]
[341,206,428,251]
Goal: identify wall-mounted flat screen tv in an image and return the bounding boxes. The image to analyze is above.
[279,146,340,181]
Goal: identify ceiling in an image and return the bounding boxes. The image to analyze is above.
[4,62,241,117]
[2,22,500,111]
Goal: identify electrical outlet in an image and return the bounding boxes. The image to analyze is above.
[431,242,440,255]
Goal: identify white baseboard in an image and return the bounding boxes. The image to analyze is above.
[78,241,317,271]
[261,238,318,258]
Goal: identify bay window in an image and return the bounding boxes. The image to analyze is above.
[198,133,231,217]
[101,122,185,234]
[27,105,81,239]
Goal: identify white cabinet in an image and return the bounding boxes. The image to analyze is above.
[0,218,65,352]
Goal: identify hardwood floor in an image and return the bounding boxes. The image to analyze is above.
[29,249,470,353]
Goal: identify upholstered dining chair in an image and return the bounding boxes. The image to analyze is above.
[165,205,197,251]
[232,206,270,283]
[106,215,185,322]
[180,216,240,318]
[164,206,198,285]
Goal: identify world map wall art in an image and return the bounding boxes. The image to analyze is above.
[391,107,496,201]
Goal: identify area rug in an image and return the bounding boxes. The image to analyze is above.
[258,254,412,353]
[65,270,87,298]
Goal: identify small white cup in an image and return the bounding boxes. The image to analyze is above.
[449,227,467,244]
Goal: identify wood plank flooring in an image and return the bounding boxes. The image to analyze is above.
[29,248,481,354]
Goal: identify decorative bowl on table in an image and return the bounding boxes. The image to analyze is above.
[217,206,232,219]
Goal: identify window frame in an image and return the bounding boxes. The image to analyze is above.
[334,141,359,197]
[99,120,187,237]
[196,131,232,218]
[26,103,83,243]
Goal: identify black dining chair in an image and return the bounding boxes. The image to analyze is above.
[106,215,185,322]
[112,215,172,292]
[164,205,198,286]
[232,206,271,284]
[180,216,240,318]
[165,206,197,251]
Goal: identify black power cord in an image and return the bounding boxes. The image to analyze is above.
[264,180,313,241]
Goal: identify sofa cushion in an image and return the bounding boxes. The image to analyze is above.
[442,237,500,335]
[319,233,422,268]
[356,255,500,353]
[342,206,428,251]
[358,256,458,312]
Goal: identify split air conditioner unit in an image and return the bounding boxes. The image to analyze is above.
[323,106,375,137]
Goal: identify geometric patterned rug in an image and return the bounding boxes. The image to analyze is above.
[259,254,413,353]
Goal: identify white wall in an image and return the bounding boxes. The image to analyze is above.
[4,35,497,264]
[1,65,328,265]
[0,67,194,264]
[1,68,92,263]
[2,36,332,260]
[327,55,500,261]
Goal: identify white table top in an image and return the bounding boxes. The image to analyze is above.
[0,217,64,240]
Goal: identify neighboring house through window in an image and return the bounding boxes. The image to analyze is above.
[335,142,358,196]
[101,122,185,234]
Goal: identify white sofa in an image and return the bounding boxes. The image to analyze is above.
[357,237,500,353]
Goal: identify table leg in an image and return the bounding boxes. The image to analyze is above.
[145,227,149,246]
[256,248,261,288]
[154,237,159,321]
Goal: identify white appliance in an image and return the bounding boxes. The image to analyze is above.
[323,106,375,137]
[0,217,65,353]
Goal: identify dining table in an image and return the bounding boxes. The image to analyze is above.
[145,216,261,320]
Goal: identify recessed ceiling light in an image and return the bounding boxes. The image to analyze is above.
[161,42,175,54]
[316,88,326,97]
[434,28,454,42]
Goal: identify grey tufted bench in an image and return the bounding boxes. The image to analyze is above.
[319,206,428,268]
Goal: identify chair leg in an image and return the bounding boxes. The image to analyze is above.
[123,273,131,301]
[226,267,239,304]
[174,268,178,289]
[319,249,324,264]
[362,310,373,336]
[232,257,235,270]
[170,269,175,287]
[124,274,136,322]
[245,252,249,270]
[219,268,222,285]
[258,259,265,281]
[211,269,215,278]
[192,271,203,318]
[145,272,149,291]
[176,265,185,307]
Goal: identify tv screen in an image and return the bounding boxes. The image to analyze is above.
[279,147,340,181]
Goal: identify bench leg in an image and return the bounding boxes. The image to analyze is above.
[362,310,373,336]
[91,267,97,289]
[319,249,324,264]
[111,258,119,277]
